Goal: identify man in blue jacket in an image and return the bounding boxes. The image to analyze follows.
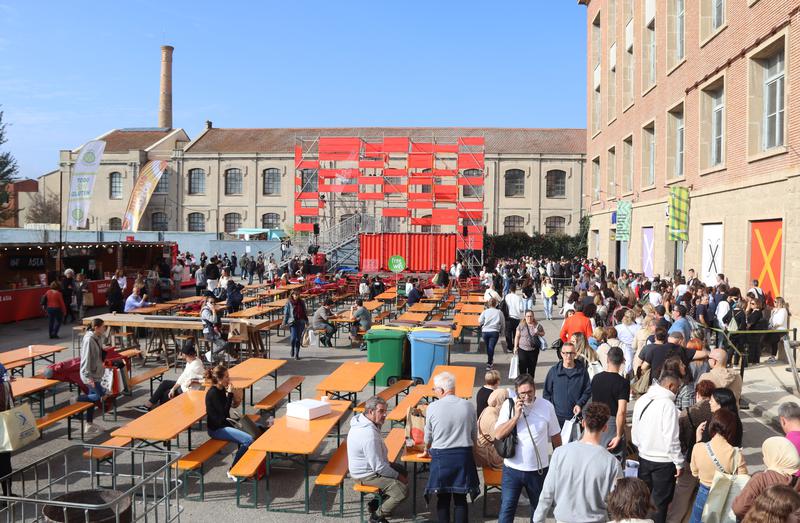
[543,342,592,427]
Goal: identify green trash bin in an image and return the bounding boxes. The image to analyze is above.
[364,326,410,386]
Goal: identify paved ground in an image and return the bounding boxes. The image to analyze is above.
[0,283,789,522]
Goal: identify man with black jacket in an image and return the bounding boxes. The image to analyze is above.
[204,258,221,291]
[543,342,592,427]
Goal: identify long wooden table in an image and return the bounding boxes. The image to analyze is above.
[463,295,486,304]
[167,296,205,306]
[408,302,436,313]
[397,312,428,324]
[228,358,286,413]
[11,377,60,416]
[0,345,67,376]
[428,365,476,399]
[250,399,350,513]
[112,389,206,450]
[315,361,383,404]
[457,303,485,314]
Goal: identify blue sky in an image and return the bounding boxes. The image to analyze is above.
[0,1,587,178]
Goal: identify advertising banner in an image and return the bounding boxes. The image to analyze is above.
[668,187,690,241]
[66,140,106,228]
[615,200,632,241]
[122,160,167,231]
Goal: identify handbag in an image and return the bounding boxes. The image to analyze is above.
[0,403,40,451]
[301,328,310,347]
[550,338,564,352]
[560,414,583,444]
[493,399,518,459]
[99,367,115,393]
[632,366,652,395]
[701,444,750,523]
[405,404,427,449]
[227,412,262,440]
[508,354,520,380]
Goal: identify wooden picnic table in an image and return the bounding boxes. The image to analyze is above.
[401,448,433,518]
[457,303,485,314]
[408,302,436,313]
[281,284,304,291]
[397,312,428,324]
[387,385,430,422]
[454,313,481,328]
[112,389,206,450]
[463,295,486,304]
[228,358,286,413]
[315,361,383,404]
[0,345,67,376]
[11,377,60,417]
[166,296,205,305]
[364,300,383,312]
[131,303,176,315]
[375,291,397,301]
[427,365,475,399]
[226,304,280,319]
[261,288,290,299]
[251,399,351,513]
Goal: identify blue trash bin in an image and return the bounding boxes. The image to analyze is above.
[408,328,453,384]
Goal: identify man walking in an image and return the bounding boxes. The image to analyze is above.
[543,341,592,426]
[503,282,525,354]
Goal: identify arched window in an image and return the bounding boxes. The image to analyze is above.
[154,171,169,193]
[261,212,280,229]
[188,168,205,195]
[461,168,483,198]
[263,168,281,195]
[109,172,123,199]
[224,212,242,233]
[300,169,318,192]
[187,212,205,232]
[545,216,566,235]
[546,169,566,198]
[151,212,168,231]
[225,168,243,195]
[504,169,525,197]
[108,217,122,230]
[503,215,525,234]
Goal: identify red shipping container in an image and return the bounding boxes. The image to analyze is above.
[359,233,458,272]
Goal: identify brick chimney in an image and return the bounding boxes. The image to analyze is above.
[158,45,174,129]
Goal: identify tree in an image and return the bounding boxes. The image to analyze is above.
[0,108,19,221]
[25,191,60,224]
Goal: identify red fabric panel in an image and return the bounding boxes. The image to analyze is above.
[411,143,459,153]
[459,210,484,220]
[408,201,434,209]
[410,217,432,226]
[458,177,484,186]
[294,223,316,232]
[320,184,358,193]
[434,169,458,177]
[382,137,410,153]
[408,177,433,185]
[434,186,458,196]
[457,153,485,169]
[358,157,385,168]
[358,233,457,272]
[297,159,320,169]
[411,143,435,153]
[294,207,319,216]
[318,152,358,161]
[408,192,434,200]
[358,176,384,185]
[408,153,433,169]
[297,192,320,200]
[431,209,458,225]
[383,168,407,177]
[357,193,384,200]
[382,208,409,217]
[458,137,485,146]
[457,233,484,250]
[294,145,303,167]
[319,168,359,179]
[383,184,408,193]
[364,142,384,154]
[319,137,362,152]
[458,201,484,209]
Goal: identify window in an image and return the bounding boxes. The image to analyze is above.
[151,212,168,231]
[747,40,786,156]
[546,170,566,198]
[623,0,634,107]
[623,136,633,193]
[188,168,205,195]
[763,50,785,150]
[462,169,483,198]
[712,0,725,30]
[592,157,601,201]
[667,103,685,178]
[300,169,318,192]
[592,13,602,133]
[109,172,122,199]
[504,169,525,197]
[154,171,168,194]
[643,20,656,89]
[708,85,725,167]
[607,148,616,198]
[261,212,280,229]
[263,168,281,195]
[187,212,205,232]
[608,44,617,122]
[420,214,439,234]
[223,212,242,233]
[503,215,525,234]
[701,0,725,41]
[224,168,243,195]
[545,216,566,236]
[642,122,656,187]
[108,217,122,230]
[668,0,685,68]
[382,216,401,232]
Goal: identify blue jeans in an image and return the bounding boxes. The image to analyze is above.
[47,307,63,337]
[689,483,710,523]
[498,464,548,523]
[77,382,105,422]
[208,426,253,468]
[482,331,500,366]
[289,320,306,356]
[543,297,553,318]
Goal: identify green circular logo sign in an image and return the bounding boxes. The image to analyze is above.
[71,208,84,221]
[388,255,406,273]
[82,151,96,163]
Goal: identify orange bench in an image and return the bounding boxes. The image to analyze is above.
[37,402,93,441]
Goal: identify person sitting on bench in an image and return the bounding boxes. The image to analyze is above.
[134,341,205,413]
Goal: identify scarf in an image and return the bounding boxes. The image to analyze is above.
[762,437,800,476]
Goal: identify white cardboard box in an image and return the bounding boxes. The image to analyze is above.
[286,399,332,420]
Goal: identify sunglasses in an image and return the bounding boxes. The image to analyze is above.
[561,351,577,356]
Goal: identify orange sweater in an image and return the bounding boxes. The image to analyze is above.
[44,289,66,314]
[560,312,593,342]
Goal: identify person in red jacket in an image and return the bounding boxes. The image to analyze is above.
[559,301,594,344]
[43,281,67,339]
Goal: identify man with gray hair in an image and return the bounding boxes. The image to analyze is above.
[779,401,800,462]
[347,395,407,522]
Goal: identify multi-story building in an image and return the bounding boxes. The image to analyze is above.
[580,0,800,304]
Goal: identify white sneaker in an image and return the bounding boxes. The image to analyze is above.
[205,351,213,363]
[226,471,237,482]
[85,423,101,435]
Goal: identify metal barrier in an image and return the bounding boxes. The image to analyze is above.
[701,325,797,386]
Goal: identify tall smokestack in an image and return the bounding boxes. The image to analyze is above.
[158,45,174,129]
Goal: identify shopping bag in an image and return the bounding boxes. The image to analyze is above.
[405,404,427,449]
[701,445,750,523]
[301,329,310,347]
[0,403,40,451]
[99,368,115,392]
[560,415,582,444]
[587,360,604,380]
[544,287,555,299]
[508,354,520,380]
[538,335,548,351]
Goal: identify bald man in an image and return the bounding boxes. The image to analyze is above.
[697,348,743,404]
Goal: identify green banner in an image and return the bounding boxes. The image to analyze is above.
[616,200,632,241]
[668,186,690,241]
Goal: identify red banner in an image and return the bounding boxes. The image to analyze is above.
[750,219,783,304]
[408,153,433,169]
[457,153,485,169]
[382,208,409,217]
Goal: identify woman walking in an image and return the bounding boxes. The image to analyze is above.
[541,277,556,320]
[478,298,504,370]
[283,290,308,360]
[43,281,67,339]
[513,310,544,379]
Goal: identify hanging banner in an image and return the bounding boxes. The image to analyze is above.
[750,219,783,304]
[668,186,690,241]
[641,227,654,278]
[701,223,724,286]
[615,200,632,241]
[66,140,106,229]
[122,160,167,231]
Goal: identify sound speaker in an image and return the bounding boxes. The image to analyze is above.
[313,223,320,235]
[463,225,468,237]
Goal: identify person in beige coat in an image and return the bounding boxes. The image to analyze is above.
[697,348,743,404]
[474,388,508,469]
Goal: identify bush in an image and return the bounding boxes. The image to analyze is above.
[484,216,589,261]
